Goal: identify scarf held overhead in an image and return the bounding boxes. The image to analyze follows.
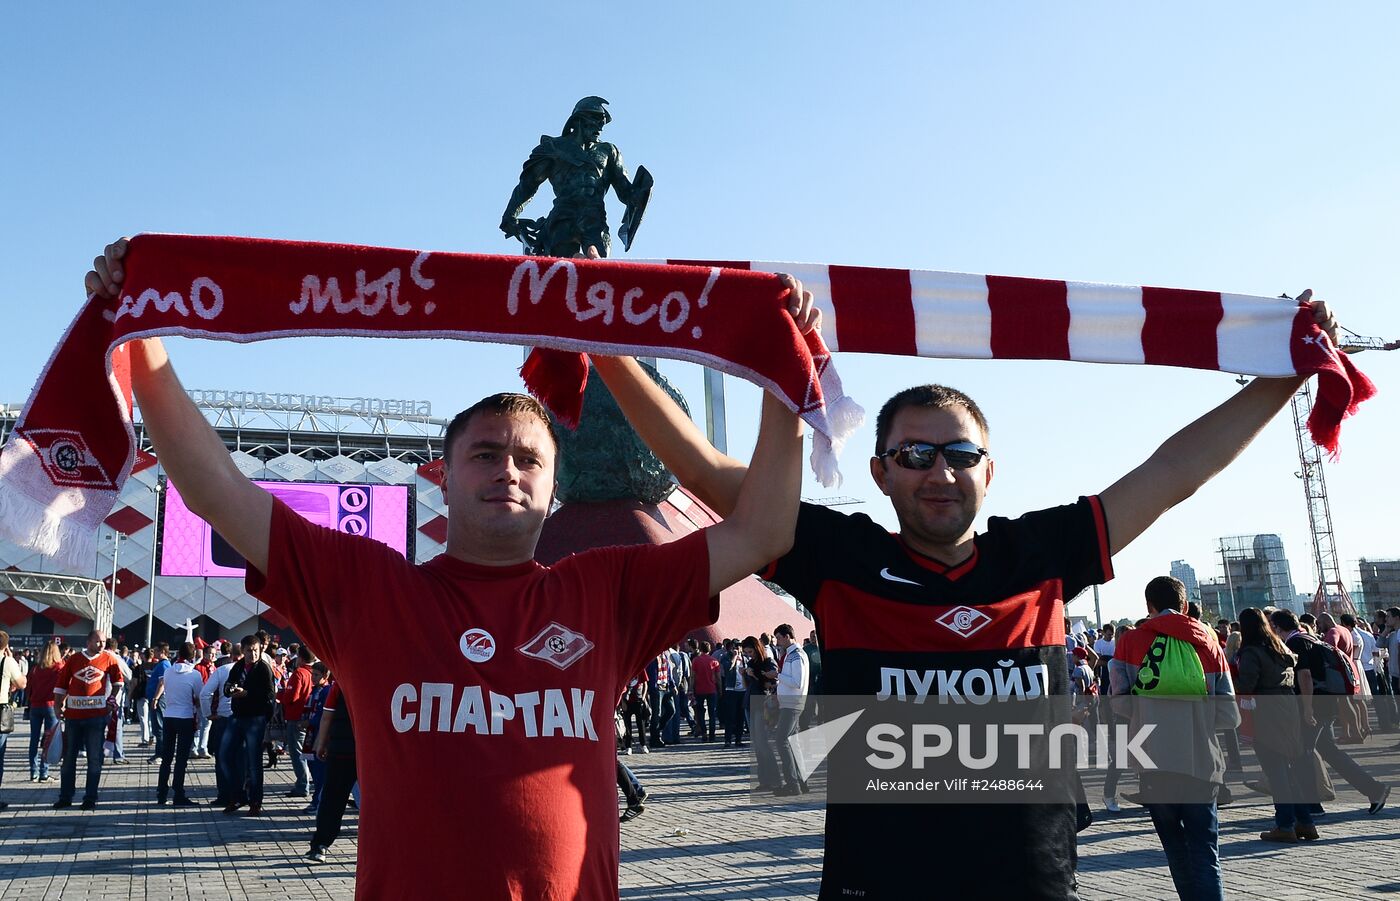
[0,234,861,573]
[0,234,1374,575]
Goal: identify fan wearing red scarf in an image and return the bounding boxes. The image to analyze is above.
[85,240,820,901]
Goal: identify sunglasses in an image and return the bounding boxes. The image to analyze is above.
[877,440,988,471]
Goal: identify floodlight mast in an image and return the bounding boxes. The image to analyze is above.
[1294,331,1396,617]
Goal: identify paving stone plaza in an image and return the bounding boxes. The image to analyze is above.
[1,717,1397,899]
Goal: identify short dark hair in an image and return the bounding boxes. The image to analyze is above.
[444,393,560,465]
[874,385,990,456]
[297,645,315,664]
[1388,607,1400,618]
[1187,602,1203,621]
[1144,576,1187,614]
[774,623,795,639]
[180,641,196,661]
[1339,613,1357,628]
[1270,608,1300,632]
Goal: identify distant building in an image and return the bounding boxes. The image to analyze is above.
[1358,559,1400,614]
[1170,560,1201,602]
[1205,534,1298,620]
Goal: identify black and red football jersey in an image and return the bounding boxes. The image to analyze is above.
[765,496,1113,901]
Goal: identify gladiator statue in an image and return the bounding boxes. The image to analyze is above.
[500,96,653,258]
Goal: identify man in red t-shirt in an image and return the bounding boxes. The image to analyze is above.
[690,642,721,742]
[91,241,813,900]
[52,630,126,809]
[277,645,316,798]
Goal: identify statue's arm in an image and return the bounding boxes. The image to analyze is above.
[607,146,634,204]
[500,160,550,234]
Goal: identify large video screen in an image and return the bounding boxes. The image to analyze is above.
[161,480,410,578]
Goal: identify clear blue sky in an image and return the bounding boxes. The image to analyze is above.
[3,5,1398,623]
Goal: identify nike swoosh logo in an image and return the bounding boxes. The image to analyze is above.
[879,568,922,586]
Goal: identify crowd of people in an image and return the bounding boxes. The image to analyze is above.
[614,625,823,819]
[0,628,359,863]
[1058,595,1399,898]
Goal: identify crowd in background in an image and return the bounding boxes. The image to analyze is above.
[1060,593,1399,899]
[615,624,822,820]
[0,629,358,864]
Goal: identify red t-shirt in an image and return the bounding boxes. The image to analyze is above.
[27,663,62,707]
[277,665,314,720]
[247,499,714,900]
[691,654,720,695]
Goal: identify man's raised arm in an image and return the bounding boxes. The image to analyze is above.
[1100,291,1336,556]
[702,390,804,597]
[86,241,273,574]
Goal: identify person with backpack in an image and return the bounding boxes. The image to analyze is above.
[1269,608,1390,815]
[1317,611,1367,743]
[1235,607,1315,843]
[1114,576,1240,901]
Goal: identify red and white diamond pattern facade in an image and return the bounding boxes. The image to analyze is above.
[0,447,445,634]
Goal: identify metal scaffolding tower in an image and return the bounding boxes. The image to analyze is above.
[1293,331,1398,617]
[1290,379,1354,617]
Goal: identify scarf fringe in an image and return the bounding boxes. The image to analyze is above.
[809,394,866,488]
[0,482,97,574]
[520,349,590,430]
[1309,353,1379,460]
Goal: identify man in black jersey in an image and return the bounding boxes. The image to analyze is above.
[595,293,1340,900]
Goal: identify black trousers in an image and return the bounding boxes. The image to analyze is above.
[311,754,358,849]
[649,692,675,744]
[720,690,747,745]
[208,718,229,801]
[693,693,718,740]
[156,717,196,800]
[622,700,650,749]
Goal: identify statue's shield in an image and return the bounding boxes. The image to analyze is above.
[618,165,653,251]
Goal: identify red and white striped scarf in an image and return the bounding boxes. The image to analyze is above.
[625,256,1374,450]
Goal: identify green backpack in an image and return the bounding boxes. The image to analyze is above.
[1130,633,1207,696]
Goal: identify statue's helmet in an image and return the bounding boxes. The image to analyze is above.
[563,96,612,135]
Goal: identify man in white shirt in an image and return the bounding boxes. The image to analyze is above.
[1385,608,1400,731]
[1093,623,1117,659]
[157,642,205,805]
[0,632,29,812]
[1348,615,1393,732]
[771,622,810,796]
